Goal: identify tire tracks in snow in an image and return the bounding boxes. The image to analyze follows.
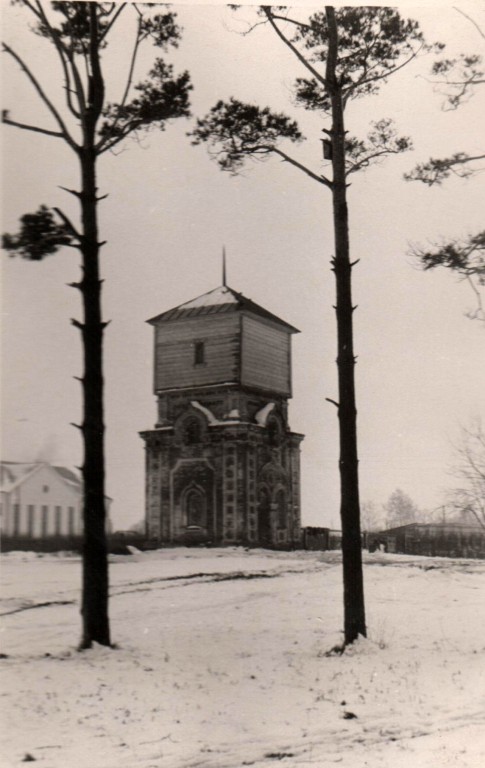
[0,567,313,617]
[0,599,75,617]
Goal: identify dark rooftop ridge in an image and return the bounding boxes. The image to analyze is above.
[147,284,299,333]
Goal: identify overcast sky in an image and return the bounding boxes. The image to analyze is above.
[1,1,484,529]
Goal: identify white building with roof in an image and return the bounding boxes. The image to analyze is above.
[0,461,111,541]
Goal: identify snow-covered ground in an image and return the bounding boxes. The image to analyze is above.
[1,548,484,768]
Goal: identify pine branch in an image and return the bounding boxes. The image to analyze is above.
[409,231,485,321]
[346,147,405,176]
[20,0,42,21]
[97,16,143,151]
[405,153,485,185]
[99,3,127,42]
[120,18,142,109]
[59,186,82,199]
[345,44,424,98]
[425,72,485,111]
[65,45,87,119]
[97,121,138,154]
[2,42,78,151]
[437,77,485,86]
[2,115,64,139]
[53,207,81,241]
[34,0,80,119]
[264,12,312,33]
[453,8,485,40]
[263,7,330,89]
[272,147,332,187]
[464,276,485,322]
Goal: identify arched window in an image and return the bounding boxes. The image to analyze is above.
[184,488,206,527]
[275,489,287,529]
[267,417,282,446]
[183,417,201,445]
[258,486,271,545]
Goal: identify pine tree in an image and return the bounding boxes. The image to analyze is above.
[405,9,484,321]
[2,1,192,649]
[190,5,432,646]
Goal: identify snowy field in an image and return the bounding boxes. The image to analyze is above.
[1,548,484,768]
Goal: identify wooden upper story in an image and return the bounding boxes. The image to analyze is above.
[148,285,299,398]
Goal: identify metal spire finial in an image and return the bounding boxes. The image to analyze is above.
[222,246,227,287]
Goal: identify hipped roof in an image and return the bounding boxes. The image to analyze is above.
[147,285,299,333]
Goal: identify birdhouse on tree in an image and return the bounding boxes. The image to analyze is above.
[322,138,333,160]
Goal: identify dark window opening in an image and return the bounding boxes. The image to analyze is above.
[194,341,205,365]
[55,506,62,535]
[276,489,287,529]
[41,505,48,537]
[27,505,34,536]
[258,488,271,545]
[184,418,201,445]
[13,504,20,535]
[267,418,282,446]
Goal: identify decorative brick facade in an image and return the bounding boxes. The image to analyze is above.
[140,285,303,547]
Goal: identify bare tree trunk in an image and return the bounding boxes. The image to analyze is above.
[78,147,110,649]
[326,6,366,645]
[78,5,110,649]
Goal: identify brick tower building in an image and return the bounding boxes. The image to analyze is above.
[140,280,303,547]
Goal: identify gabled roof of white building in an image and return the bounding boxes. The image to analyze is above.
[52,466,82,490]
[0,461,82,494]
[147,284,299,333]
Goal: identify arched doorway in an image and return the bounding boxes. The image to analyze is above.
[184,486,207,528]
[258,486,272,547]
